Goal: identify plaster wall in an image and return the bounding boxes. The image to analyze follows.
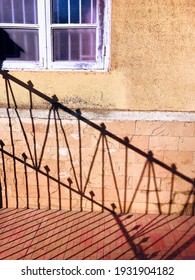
[0,0,195,111]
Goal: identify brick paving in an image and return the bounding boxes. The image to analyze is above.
[0,208,194,260]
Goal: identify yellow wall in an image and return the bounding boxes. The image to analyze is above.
[0,0,195,111]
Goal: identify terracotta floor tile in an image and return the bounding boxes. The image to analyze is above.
[0,209,194,260]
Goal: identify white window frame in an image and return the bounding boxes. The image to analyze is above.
[0,0,111,71]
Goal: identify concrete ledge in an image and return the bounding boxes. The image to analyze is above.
[1,108,195,122]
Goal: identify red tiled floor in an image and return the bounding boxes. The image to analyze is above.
[0,208,194,260]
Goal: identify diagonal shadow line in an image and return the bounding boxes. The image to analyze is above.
[0,209,20,221]
[20,212,117,260]
[143,216,193,254]
[80,214,148,259]
[0,209,66,241]
[50,215,123,260]
[83,133,102,194]
[0,210,35,233]
[164,233,195,260]
[105,135,122,213]
[69,229,126,260]
[5,79,35,166]
[112,213,148,259]
[19,212,106,260]
[121,215,195,260]
[0,209,34,226]
[56,109,80,192]
[130,215,167,239]
[0,71,193,186]
[38,107,53,169]
[127,160,149,213]
[132,214,187,240]
[62,214,148,259]
[0,211,92,258]
[83,215,147,260]
[49,212,141,260]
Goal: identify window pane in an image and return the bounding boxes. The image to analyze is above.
[0,28,39,61]
[82,0,96,23]
[53,29,96,61]
[52,0,68,23]
[70,0,79,23]
[0,0,37,24]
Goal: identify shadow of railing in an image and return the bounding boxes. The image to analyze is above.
[0,70,194,216]
[0,209,194,260]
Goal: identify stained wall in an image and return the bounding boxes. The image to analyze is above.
[0,0,195,111]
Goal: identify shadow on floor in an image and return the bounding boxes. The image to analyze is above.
[0,209,194,260]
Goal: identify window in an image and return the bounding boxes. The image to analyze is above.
[0,0,111,71]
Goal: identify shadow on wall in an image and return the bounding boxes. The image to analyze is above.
[0,70,194,216]
[0,29,24,69]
